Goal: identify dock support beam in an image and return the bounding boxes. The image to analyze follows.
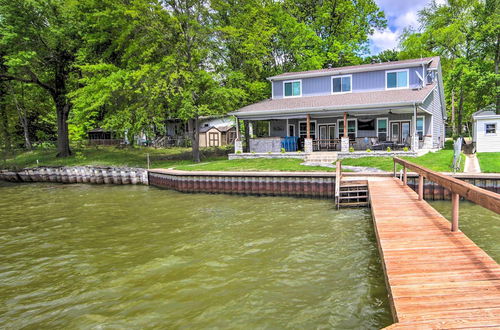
[451,192,459,232]
[403,167,407,185]
[418,175,424,200]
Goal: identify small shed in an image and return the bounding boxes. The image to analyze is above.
[198,125,236,147]
[472,106,500,152]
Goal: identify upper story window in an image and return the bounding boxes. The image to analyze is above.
[283,80,301,97]
[386,69,409,89]
[332,75,352,94]
[486,123,496,134]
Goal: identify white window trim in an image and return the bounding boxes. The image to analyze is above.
[336,118,357,138]
[376,117,388,140]
[416,115,425,140]
[485,122,497,135]
[298,120,317,138]
[331,74,353,94]
[385,69,410,90]
[283,79,302,98]
[271,81,274,99]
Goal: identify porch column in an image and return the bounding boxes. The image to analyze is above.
[234,117,243,154]
[412,104,419,151]
[341,111,349,152]
[304,114,313,153]
[244,120,250,153]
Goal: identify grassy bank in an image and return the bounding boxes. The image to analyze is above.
[477,153,500,173]
[174,158,335,172]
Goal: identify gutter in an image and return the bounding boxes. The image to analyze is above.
[229,101,425,117]
[267,60,433,81]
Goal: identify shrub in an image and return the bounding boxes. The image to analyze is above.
[297,150,302,153]
[236,150,242,154]
[366,148,372,152]
[251,151,256,154]
[403,147,409,152]
[349,147,354,152]
[386,147,392,152]
[280,148,286,153]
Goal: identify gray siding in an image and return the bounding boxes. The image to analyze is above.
[422,87,445,148]
[273,66,426,98]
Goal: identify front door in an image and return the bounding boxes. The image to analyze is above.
[318,124,336,150]
[391,121,411,144]
[208,132,219,146]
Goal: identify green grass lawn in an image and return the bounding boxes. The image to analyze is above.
[0,146,226,170]
[477,153,500,173]
[341,149,466,172]
[174,158,335,172]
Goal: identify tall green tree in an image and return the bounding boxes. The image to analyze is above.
[0,0,83,156]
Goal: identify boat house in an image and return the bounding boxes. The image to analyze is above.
[230,57,446,156]
[472,106,500,153]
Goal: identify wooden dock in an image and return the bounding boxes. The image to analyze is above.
[369,178,500,329]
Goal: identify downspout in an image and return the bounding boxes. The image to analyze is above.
[413,102,418,151]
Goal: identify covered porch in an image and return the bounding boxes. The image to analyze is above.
[232,106,434,155]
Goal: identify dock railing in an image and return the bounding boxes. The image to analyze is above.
[335,160,342,208]
[393,157,500,232]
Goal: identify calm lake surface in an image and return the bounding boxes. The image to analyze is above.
[0,182,392,329]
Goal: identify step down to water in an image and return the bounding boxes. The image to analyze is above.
[339,190,368,194]
[338,196,368,200]
[337,202,369,207]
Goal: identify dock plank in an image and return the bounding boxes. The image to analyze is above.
[368,178,500,328]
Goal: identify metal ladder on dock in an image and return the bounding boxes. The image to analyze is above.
[334,160,369,208]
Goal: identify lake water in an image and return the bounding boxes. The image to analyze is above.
[0,182,392,328]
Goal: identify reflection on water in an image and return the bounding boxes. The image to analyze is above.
[429,200,500,262]
[0,182,392,328]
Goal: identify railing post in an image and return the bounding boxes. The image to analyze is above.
[451,193,459,232]
[403,167,407,185]
[393,160,396,178]
[418,175,424,200]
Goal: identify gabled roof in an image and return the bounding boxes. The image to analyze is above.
[231,83,436,117]
[473,105,499,118]
[268,56,440,81]
[199,126,219,133]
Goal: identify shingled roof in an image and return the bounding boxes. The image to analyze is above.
[231,83,436,117]
[268,56,440,81]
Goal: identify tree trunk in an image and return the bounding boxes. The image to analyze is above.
[54,96,71,157]
[451,89,456,137]
[0,83,11,151]
[457,87,464,136]
[188,117,200,163]
[495,34,499,114]
[11,84,32,150]
[244,120,250,152]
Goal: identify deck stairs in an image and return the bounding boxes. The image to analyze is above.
[336,179,369,208]
[304,152,338,163]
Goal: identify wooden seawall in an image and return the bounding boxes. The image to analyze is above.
[369,178,500,328]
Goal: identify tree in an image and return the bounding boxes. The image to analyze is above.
[0,0,83,156]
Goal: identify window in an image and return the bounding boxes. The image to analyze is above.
[254,121,270,137]
[358,119,375,131]
[284,80,301,97]
[377,118,388,141]
[416,116,425,140]
[337,119,356,140]
[299,121,316,139]
[486,123,496,134]
[386,69,409,89]
[332,75,352,93]
[208,132,219,146]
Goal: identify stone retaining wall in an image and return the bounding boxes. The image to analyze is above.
[228,152,306,160]
[0,166,148,185]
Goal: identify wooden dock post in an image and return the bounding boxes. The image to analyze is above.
[403,167,407,185]
[418,175,424,200]
[451,192,459,232]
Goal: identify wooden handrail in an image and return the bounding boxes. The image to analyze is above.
[394,157,500,214]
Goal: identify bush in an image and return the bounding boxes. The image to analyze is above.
[349,147,354,152]
[236,150,242,154]
[386,147,392,152]
[366,148,372,152]
[280,148,286,153]
[403,147,409,152]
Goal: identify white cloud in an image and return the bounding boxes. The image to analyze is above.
[370,28,399,53]
[369,0,440,54]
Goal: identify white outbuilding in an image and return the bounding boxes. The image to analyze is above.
[472,106,500,152]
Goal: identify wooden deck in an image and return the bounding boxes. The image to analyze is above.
[368,178,500,329]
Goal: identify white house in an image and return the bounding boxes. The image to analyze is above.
[472,106,500,152]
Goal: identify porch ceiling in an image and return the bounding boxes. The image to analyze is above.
[235,106,430,121]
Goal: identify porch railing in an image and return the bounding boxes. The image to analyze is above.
[313,139,340,151]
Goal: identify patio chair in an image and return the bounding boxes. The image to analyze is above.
[370,137,384,150]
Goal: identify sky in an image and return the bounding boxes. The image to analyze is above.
[369,0,446,55]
